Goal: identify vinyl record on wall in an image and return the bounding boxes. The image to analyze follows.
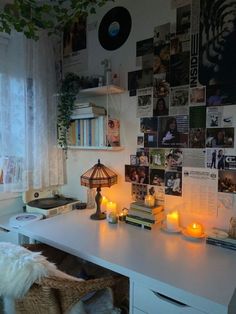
[98,6,132,51]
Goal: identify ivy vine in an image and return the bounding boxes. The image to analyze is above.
[57,73,81,153]
[0,0,112,40]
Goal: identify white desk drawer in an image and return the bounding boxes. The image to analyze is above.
[133,283,204,314]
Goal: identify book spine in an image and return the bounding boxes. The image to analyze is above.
[206,237,236,247]
[80,120,84,146]
[126,215,153,227]
[206,239,236,251]
[127,214,155,224]
[125,220,152,230]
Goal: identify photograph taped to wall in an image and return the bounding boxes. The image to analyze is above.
[199,0,236,105]
[137,88,153,118]
[206,105,235,128]
[189,128,205,148]
[154,23,171,47]
[176,4,191,34]
[125,165,149,184]
[165,171,182,196]
[130,155,138,166]
[144,132,158,148]
[189,106,206,128]
[183,149,205,168]
[137,135,144,147]
[150,169,165,186]
[131,183,148,202]
[218,170,236,194]
[136,38,154,68]
[148,185,165,206]
[205,148,225,170]
[158,115,189,148]
[206,84,236,107]
[136,148,149,166]
[190,86,206,106]
[153,75,170,98]
[224,155,236,171]
[149,148,165,169]
[153,96,169,116]
[165,148,183,171]
[170,86,189,115]
[206,128,234,148]
[128,69,153,96]
[140,117,158,133]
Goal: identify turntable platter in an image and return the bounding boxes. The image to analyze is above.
[27,197,75,210]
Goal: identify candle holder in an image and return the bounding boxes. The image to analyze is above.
[162,211,181,233]
[182,222,205,240]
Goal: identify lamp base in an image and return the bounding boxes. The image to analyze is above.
[90,212,106,220]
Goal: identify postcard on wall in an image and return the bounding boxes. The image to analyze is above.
[153,74,170,98]
[169,86,189,115]
[149,169,165,186]
[205,148,225,170]
[131,183,148,202]
[189,128,205,148]
[189,106,206,128]
[136,148,149,166]
[224,155,236,170]
[128,69,153,96]
[137,88,153,118]
[140,117,158,133]
[206,105,235,128]
[158,115,189,148]
[183,149,205,168]
[206,128,234,148]
[165,148,183,171]
[137,135,144,147]
[125,165,149,185]
[218,170,236,194]
[149,148,165,169]
[165,171,182,197]
[176,4,191,35]
[218,193,234,212]
[136,38,154,68]
[182,167,218,216]
[153,96,169,116]
[148,185,165,206]
[144,133,158,148]
[189,86,206,106]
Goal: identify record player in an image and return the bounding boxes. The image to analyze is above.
[24,189,81,218]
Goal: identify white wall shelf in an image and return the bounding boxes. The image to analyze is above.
[79,85,125,96]
[68,145,124,151]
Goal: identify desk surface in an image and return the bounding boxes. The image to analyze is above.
[9,209,236,314]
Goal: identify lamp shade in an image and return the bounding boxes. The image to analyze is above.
[80,159,117,188]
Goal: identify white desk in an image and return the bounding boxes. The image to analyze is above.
[10,209,236,314]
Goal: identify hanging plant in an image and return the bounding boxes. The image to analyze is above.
[0,0,112,40]
[57,73,81,153]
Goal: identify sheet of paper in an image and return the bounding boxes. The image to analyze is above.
[182,167,218,216]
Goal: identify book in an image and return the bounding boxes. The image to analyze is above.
[126,213,164,225]
[206,236,236,247]
[206,238,236,251]
[125,219,152,230]
[130,202,164,214]
[72,106,106,116]
[128,208,165,222]
[74,102,96,108]
[106,119,120,147]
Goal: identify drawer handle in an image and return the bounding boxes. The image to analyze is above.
[152,291,189,307]
[0,227,9,233]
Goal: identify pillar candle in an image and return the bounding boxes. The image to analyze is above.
[166,211,179,231]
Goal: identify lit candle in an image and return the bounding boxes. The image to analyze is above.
[166,211,179,231]
[101,196,108,212]
[144,194,155,207]
[106,201,117,220]
[186,222,203,237]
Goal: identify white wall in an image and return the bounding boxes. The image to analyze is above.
[61,0,236,230]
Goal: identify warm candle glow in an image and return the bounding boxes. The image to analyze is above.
[144,194,155,207]
[106,201,117,212]
[101,196,108,211]
[166,211,179,231]
[187,222,203,237]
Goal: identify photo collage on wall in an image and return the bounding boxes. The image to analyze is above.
[126,0,236,206]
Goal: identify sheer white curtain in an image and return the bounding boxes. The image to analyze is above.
[0,31,64,192]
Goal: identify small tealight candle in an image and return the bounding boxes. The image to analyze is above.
[108,212,118,224]
[144,194,155,207]
[119,212,126,221]
[186,222,203,237]
[166,211,179,231]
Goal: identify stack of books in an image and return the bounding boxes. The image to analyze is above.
[125,202,164,230]
[206,235,236,251]
[71,102,106,119]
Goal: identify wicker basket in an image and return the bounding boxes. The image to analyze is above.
[14,244,127,314]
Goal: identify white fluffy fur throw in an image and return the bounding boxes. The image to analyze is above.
[0,242,82,300]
